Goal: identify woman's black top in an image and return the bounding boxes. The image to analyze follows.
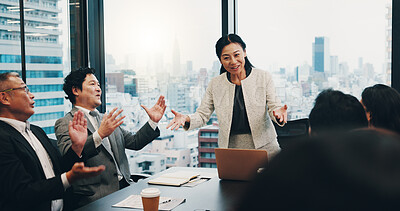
[227,68,252,135]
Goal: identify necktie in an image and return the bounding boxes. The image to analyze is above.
[89,110,123,180]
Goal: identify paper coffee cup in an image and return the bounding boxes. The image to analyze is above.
[141,188,161,211]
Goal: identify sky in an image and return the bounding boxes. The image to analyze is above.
[104,0,220,73]
[103,0,391,74]
[239,0,391,73]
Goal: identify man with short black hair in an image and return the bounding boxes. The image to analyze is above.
[308,89,368,135]
[55,67,166,207]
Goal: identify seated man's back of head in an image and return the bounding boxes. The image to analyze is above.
[309,89,368,135]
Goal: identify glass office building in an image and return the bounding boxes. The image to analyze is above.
[0,0,66,138]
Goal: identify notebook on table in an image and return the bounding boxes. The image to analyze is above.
[147,171,200,186]
[214,148,268,181]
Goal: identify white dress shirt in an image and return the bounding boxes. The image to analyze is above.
[75,106,158,181]
[0,117,70,211]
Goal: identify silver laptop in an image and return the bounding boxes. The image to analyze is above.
[214,148,268,181]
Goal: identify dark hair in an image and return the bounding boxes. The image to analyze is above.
[215,34,254,74]
[309,89,368,134]
[236,129,400,210]
[63,67,95,104]
[362,84,400,134]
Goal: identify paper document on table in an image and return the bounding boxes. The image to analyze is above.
[181,171,218,187]
[112,195,186,210]
[148,171,200,186]
[199,171,218,179]
[181,178,210,187]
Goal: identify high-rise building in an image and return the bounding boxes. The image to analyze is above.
[0,0,66,138]
[106,72,124,93]
[330,55,339,75]
[167,82,191,113]
[312,37,330,74]
[198,124,219,168]
[173,36,181,75]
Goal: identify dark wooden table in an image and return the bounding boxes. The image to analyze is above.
[76,167,250,211]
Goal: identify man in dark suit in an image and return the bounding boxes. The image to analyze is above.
[0,72,105,211]
[55,67,166,207]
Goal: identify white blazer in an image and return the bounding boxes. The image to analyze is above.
[186,68,283,155]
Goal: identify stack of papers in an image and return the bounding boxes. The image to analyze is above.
[112,195,185,210]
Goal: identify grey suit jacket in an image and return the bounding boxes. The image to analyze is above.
[55,106,160,207]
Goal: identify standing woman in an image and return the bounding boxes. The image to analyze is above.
[361,84,400,134]
[167,34,287,158]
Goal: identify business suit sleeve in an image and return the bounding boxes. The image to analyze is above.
[264,71,283,125]
[122,122,160,150]
[187,78,216,130]
[0,135,65,207]
[55,115,99,159]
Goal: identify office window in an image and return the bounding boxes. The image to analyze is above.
[29,112,64,122]
[103,0,220,136]
[238,0,392,120]
[201,162,217,168]
[200,131,219,138]
[24,0,70,138]
[27,70,63,78]
[138,161,152,171]
[42,126,55,134]
[35,98,64,107]
[30,84,63,92]
[200,152,215,159]
[0,1,21,76]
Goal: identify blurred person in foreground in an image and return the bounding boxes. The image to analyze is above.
[55,67,166,208]
[309,89,368,135]
[167,34,287,159]
[361,84,400,134]
[0,72,104,211]
[236,128,400,210]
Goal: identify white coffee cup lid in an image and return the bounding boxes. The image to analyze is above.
[141,188,161,198]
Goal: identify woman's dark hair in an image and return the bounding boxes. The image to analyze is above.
[215,34,254,75]
[63,67,95,104]
[362,84,400,134]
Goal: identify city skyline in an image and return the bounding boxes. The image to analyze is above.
[105,0,390,76]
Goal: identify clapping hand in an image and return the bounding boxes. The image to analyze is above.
[166,109,189,130]
[141,95,167,123]
[69,110,87,157]
[273,104,288,124]
[98,108,126,139]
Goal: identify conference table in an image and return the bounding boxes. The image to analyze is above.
[77,167,250,211]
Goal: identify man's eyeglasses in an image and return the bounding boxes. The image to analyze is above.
[0,86,30,94]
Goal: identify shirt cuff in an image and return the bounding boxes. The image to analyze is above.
[148,119,158,130]
[93,131,103,148]
[61,173,71,190]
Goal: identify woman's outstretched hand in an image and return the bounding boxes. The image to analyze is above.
[166,109,189,130]
[273,104,288,124]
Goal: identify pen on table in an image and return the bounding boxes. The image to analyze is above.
[160,199,172,204]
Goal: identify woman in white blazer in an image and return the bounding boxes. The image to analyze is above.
[167,34,287,158]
